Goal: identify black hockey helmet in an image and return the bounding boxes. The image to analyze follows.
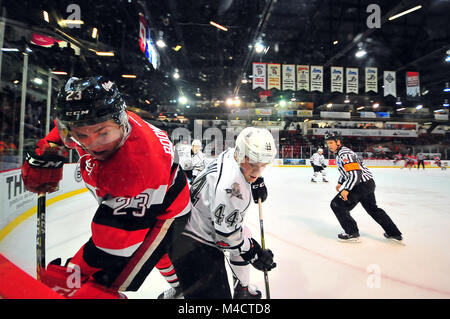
[324,131,343,142]
[54,76,127,128]
[54,76,128,148]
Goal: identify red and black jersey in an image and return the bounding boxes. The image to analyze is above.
[41,111,191,290]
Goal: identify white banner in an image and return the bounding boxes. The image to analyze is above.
[383,71,396,97]
[296,65,309,91]
[267,63,281,90]
[320,111,351,119]
[331,67,344,93]
[365,67,378,93]
[346,68,358,94]
[282,64,296,91]
[312,128,418,137]
[310,65,323,92]
[252,63,267,90]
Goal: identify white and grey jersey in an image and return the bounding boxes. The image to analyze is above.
[310,153,326,167]
[336,146,373,191]
[191,151,208,177]
[182,148,253,256]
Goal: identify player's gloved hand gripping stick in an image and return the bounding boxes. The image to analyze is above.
[22,140,68,281]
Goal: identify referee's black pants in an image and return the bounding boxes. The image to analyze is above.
[330,179,402,236]
[417,159,425,169]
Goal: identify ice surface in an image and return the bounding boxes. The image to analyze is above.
[1,167,449,299]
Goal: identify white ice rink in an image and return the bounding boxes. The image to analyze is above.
[1,166,449,299]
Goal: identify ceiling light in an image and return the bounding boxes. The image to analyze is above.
[444,83,450,92]
[209,21,228,32]
[61,19,84,25]
[178,96,187,105]
[446,56,450,62]
[344,95,350,103]
[443,99,449,107]
[43,11,49,23]
[373,103,380,109]
[121,74,136,78]
[51,71,68,75]
[357,106,364,110]
[388,5,422,21]
[226,98,234,106]
[156,39,166,48]
[255,42,265,54]
[327,103,332,108]
[173,72,180,79]
[416,104,423,110]
[397,107,406,111]
[355,49,367,58]
[333,40,338,45]
[96,51,115,56]
[396,97,402,105]
[1,48,19,52]
[33,78,43,85]
[173,45,182,51]
[92,28,98,39]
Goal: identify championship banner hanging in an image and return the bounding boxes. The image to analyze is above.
[365,67,378,93]
[282,64,296,91]
[383,71,396,97]
[406,71,420,98]
[331,67,344,93]
[267,63,281,90]
[296,65,309,91]
[310,65,323,92]
[252,63,267,90]
[346,67,358,94]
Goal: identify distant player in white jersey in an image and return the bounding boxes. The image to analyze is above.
[170,127,277,299]
[310,148,328,182]
[178,139,209,182]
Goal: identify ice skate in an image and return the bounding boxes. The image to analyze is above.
[384,233,405,245]
[157,286,184,299]
[322,178,328,183]
[311,178,317,183]
[337,232,360,243]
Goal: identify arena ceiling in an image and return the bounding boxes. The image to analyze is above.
[2,0,450,116]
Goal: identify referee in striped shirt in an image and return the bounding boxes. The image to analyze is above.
[325,132,403,243]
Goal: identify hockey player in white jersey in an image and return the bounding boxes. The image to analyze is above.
[310,148,328,182]
[178,139,209,182]
[170,127,277,299]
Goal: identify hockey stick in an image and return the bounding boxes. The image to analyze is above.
[258,198,270,299]
[36,192,46,281]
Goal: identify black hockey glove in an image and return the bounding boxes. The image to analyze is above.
[322,164,327,168]
[251,177,267,203]
[241,238,276,272]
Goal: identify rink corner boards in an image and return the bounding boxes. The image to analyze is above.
[0,188,89,243]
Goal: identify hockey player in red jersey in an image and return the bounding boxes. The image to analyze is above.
[21,76,191,298]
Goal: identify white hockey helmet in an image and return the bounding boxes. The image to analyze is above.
[318,148,324,154]
[235,127,277,164]
[192,139,202,147]
[192,140,202,149]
